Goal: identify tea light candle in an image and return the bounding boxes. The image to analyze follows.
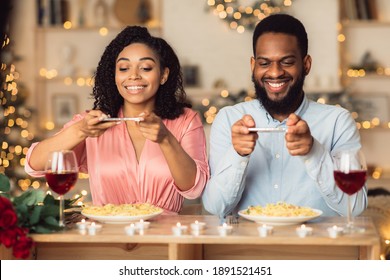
[124,223,136,236]
[190,220,206,231]
[172,222,188,236]
[76,219,91,231]
[135,219,150,230]
[296,224,313,238]
[87,222,102,236]
[327,225,344,238]
[217,223,233,237]
[257,224,274,237]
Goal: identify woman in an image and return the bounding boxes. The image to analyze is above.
[25,26,209,214]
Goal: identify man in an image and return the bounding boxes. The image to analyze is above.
[202,14,367,218]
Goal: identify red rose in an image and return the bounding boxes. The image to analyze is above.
[0,208,18,228]
[0,196,14,212]
[0,226,23,248]
[0,196,17,228]
[12,235,34,259]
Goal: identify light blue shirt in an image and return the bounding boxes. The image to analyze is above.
[202,96,367,217]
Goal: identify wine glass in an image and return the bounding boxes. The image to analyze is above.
[45,150,78,227]
[333,149,367,233]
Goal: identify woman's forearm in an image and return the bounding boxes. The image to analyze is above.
[28,122,86,171]
[159,132,197,191]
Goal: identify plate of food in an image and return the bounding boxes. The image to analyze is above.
[238,202,322,226]
[81,203,163,224]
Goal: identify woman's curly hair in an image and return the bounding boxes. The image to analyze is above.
[92,26,191,119]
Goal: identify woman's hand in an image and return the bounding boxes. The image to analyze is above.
[137,111,170,143]
[78,110,118,138]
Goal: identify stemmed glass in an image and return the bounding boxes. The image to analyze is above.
[45,150,78,227]
[333,149,367,233]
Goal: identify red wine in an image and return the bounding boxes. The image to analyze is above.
[333,170,366,195]
[45,172,78,195]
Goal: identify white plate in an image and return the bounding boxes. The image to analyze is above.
[248,127,287,133]
[81,210,163,224]
[238,209,323,226]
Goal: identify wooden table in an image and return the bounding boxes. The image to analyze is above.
[1,215,381,260]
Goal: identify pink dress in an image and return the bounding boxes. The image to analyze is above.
[25,108,209,214]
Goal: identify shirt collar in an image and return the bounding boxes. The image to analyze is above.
[262,94,309,125]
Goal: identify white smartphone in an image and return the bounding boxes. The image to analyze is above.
[101,117,142,122]
[248,127,287,132]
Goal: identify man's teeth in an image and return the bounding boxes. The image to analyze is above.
[126,86,145,90]
[268,82,285,88]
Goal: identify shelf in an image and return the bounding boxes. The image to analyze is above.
[341,20,390,28]
[345,73,390,80]
[34,25,161,35]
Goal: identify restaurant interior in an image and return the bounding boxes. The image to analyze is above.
[1,0,389,260]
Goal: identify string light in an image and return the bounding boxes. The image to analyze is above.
[207,0,294,33]
[1,33,42,190]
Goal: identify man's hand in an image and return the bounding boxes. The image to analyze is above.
[231,115,258,156]
[285,113,313,156]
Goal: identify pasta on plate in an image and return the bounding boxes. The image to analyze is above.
[82,203,162,216]
[244,202,318,217]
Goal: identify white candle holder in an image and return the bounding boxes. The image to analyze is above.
[87,222,102,236]
[172,222,188,236]
[327,225,344,238]
[76,219,91,231]
[217,223,233,237]
[257,224,274,237]
[124,223,136,236]
[295,224,313,238]
[135,219,150,230]
[190,221,206,231]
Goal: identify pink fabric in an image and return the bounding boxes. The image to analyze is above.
[25,108,209,214]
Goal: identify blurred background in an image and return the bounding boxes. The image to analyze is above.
[2,0,390,198]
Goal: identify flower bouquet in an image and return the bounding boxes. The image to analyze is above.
[0,174,80,259]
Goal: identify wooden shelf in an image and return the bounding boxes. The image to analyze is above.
[341,20,390,28]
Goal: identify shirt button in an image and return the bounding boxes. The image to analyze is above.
[275,153,280,159]
[241,161,247,167]
[274,184,279,189]
[305,159,310,164]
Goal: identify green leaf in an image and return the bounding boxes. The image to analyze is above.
[43,194,57,205]
[29,205,42,225]
[33,225,56,234]
[44,216,60,227]
[13,190,34,206]
[41,204,59,218]
[0,173,11,192]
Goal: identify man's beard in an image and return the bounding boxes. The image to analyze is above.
[252,73,305,117]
